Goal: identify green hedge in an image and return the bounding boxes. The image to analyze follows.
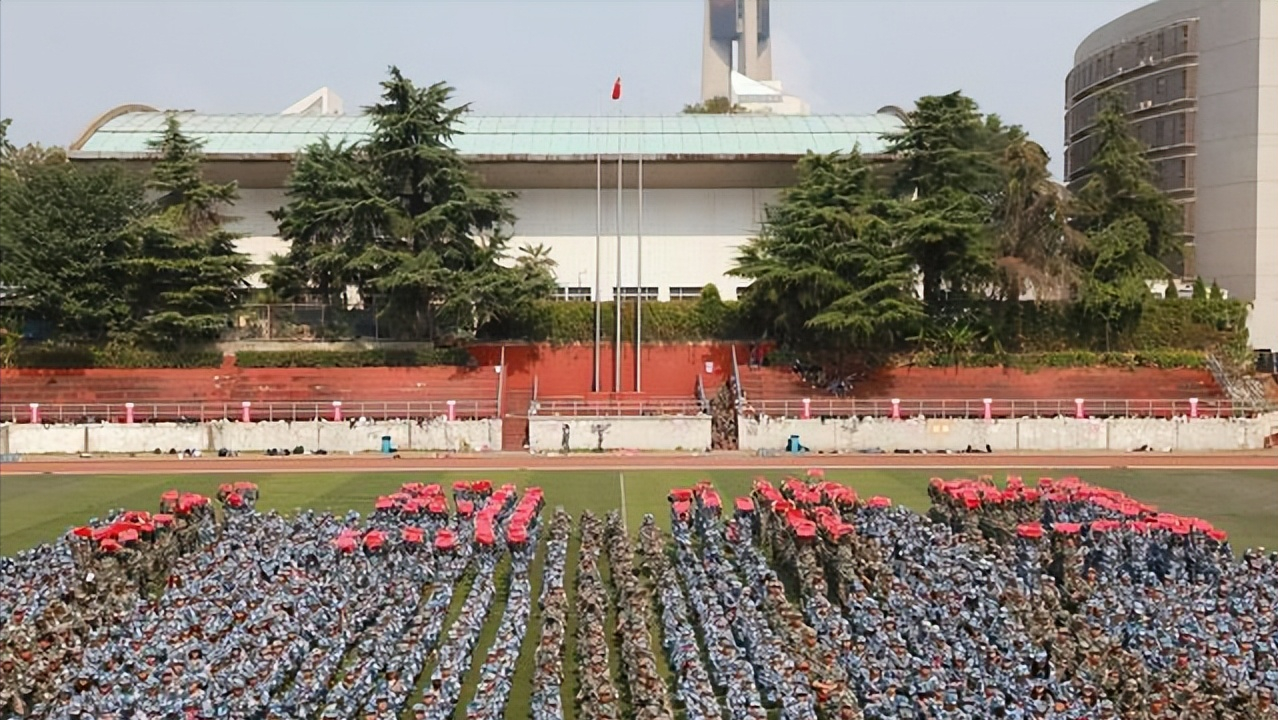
[234,347,470,368]
[5,345,470,369]
[910,349,1208,370]
[498,296,750,344]
[7,344,223,369]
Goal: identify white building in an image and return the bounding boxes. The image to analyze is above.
[1066,0,1278,349]
[69,103,904,302]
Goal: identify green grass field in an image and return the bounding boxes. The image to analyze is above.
[4,468,1277,555]
[3,467,1276,719]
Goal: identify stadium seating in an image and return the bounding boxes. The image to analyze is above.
[739,365,1225,401]
[0,365,500,418]
[736,365,1229,417]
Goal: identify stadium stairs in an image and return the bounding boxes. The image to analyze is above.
[0,364,501,416]
[736,365,1229,417]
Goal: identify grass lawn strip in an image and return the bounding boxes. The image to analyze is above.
[453,551,515,719]
[508,528,548,719]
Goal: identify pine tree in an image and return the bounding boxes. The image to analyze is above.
[122,115,248,346]
[731,151,923,354]
[1070,92,1185,345]
[1072,92,1182,271]
[886,92,1007,307]
[272,67,554,340]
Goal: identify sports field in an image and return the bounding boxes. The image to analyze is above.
[5,466,1277,556]
[3,463,1276,719]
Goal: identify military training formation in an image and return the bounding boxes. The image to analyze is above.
[1,473,1276,719]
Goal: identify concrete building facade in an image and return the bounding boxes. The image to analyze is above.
[701,0,806,115]
[1065,0,1278,350]
[702,0,772,102]
[70,108,902,302]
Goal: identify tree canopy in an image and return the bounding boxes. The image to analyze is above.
[731,152,923,354]
[268,66,555,341]
[0,81,1239,359]
[1071,92,1183,270]
[0,116,247,346]
[682,96,748,114]
[731,88,1237,361]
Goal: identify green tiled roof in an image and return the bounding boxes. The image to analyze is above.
[74,112,903,158]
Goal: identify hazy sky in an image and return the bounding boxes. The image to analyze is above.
[0,0,1151,177]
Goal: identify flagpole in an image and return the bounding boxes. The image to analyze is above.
[593,151,602,393]
[610,76,624,394]
[614,149,624,394]
[635,152,643,393]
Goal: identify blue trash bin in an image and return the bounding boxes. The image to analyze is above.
[787,435,802,453]
[381,436,393,454]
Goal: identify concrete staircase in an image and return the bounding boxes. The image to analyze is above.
[738,365,1227,402]
[502,389,533,451]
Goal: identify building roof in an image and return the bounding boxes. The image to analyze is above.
[70,108,903,160]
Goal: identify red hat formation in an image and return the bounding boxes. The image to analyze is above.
[931,475,1228,543]
[339,479,545,553]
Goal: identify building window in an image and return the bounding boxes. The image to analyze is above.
[616,286,658,300]
[554,287,592,302]
[668,286,705,300]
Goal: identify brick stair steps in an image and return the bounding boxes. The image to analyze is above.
[1,367,503,411]
[502,389,534,451]
[737,367,1226,402]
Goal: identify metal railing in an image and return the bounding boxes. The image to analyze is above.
[230,303,379,341]
[530,398,707,417]
[739,397,1261,420]
[1,400,500,424]
[730,345,744,410]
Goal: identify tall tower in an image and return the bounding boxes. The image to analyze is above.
[702,0,772,102]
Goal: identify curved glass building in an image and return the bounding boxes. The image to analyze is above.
[1065,0,1277,349]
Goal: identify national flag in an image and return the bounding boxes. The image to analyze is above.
[611,77,622,100]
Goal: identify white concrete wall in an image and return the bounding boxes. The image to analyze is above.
[2,420,501,455]
[1253,0,1278,350]
[737,413,1278,453]
[227,187,775,300]
[510,188,774,301]
[528,416,711,452]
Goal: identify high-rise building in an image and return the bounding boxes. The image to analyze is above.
[701,0,807,115]
[1065,0,1278,349]
[702,0,771,101]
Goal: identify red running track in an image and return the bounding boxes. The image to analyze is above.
[3,451,1274,475]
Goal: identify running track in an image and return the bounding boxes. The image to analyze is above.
[3,451,1274,475]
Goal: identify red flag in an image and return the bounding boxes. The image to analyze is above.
[611,77,622,100]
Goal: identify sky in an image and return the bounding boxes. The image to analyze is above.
[0,0,1152,178]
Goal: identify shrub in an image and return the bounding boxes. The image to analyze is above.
[909,350,1206,370]
[496,294,750,344]
[8,345,223,369]
[234,347,470,368]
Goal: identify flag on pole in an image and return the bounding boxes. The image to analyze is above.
[611,77,622,101]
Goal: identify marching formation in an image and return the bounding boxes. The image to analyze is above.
[1,472,1274,719]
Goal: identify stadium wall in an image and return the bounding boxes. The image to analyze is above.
[737,413,1278,453]
[527,416,712,452]
[0,419,501,455]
